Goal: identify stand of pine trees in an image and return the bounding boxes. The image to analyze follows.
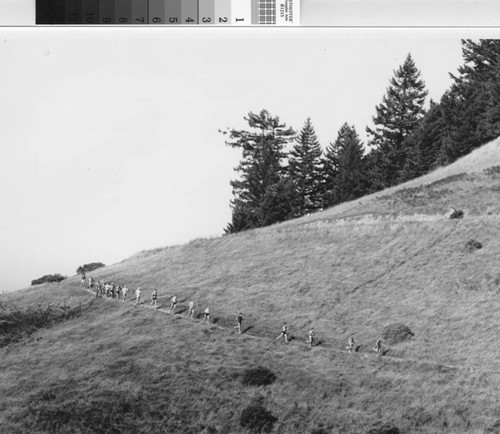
[224,40,500,234]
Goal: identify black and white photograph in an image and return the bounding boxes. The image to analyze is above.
[1,10,500,433]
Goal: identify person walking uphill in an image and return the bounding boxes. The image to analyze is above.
[308,327,315,347]
[135,287,142,305]
[203,306,210,323]
[276,322,289,343]
[151,288,158,309]
[170,295,177,314]
[234,312,243,334]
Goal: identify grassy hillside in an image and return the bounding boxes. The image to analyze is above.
[2,138,500,433]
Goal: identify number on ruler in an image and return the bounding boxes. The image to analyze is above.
[169,17,178,23]
[219,17,228,23]
[152,17,161,23]
[102,17,111,23]
[119,17,128,23]
[202,17,211,23]
[185,17,194,23]
[135,17,145,23]
[86,14,95,24]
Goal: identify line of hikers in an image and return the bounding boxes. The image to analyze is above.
[82,274,383,354]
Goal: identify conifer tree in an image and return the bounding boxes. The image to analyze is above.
[223,110,295,233]
[366,53,428,188]
[288,118,323,216]
[322,123,367,206]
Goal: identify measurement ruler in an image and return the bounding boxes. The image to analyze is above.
[36,0,299,25]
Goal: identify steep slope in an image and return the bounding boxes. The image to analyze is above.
[1,137,500,433]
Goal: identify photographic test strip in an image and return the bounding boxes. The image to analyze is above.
[36,0,299,25]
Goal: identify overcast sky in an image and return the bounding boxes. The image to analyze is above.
[1,27,498,292]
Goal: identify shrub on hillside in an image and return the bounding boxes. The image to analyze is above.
[31,274,66,286]
[241,366,277,387]
[311,428,330,434]
[484,165,500,176]
[0,302,85,347]
[76,262,105,275]
[449,208,464,219]
[366,422,400,434]
[465,239,482,252]
[382,323,414,345]
[239,404,277,433]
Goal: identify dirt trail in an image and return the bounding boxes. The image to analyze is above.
[82,285,495,376]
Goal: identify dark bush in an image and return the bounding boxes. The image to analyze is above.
[449,208,464,219]
[241,366,277,387]
[465,239,482,252]
[31,274,66,286]
[239,404,277,433]
[484,165,500,176]
[76,262,105,275]
[382,323,414,345]
[311,429,330,434]
[0,302,86,347]
[366,422,400,434]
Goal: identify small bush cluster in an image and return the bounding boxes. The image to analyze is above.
[449,208,464,219]
[484,165,500,176]
[241,366,277,387]
[239,404,277,433]
[76,262,105,275]
[31,274,66,286]
[0,302,85,347]
[465,239,482,252]
[366,422,400,434]
[382,323,414,345]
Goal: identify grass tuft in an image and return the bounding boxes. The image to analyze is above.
[382,323,414,345]
[239,403,277,433]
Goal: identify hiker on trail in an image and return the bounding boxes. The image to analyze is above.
[122,286,128,301]
[187,301,195,318]
[203,306,210,323]
[308,328,315,347]
[170,295,177,313]
[346,335,355,353]
[373,337,382,355]
[234,312,243,334]
[116,285,122,300]
[135,287,142,305]
[88,276,94,289]
[276,322,289,343]
[151,288,158,309]
[80,276,85,288]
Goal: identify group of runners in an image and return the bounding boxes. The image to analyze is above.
[82,274,384,354]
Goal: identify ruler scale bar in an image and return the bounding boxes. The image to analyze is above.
[36,0,299,25]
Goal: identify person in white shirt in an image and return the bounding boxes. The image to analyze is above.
[187,301,195,318]
[276,323,288,343]
[170,295,177,313]
[135,287,142,305]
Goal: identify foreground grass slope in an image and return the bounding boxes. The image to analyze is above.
[2,138,500,433]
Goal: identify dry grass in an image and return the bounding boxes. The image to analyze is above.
[2,138,500,432]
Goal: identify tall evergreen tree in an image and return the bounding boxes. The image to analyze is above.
[322,123,367,206]
[366,53,428,188]
[438,39,500,162]
[288,118,323,216]
[223,110,295,233]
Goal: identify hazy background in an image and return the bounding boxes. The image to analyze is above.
[1,27,497,291]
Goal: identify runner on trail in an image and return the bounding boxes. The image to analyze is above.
[151,288,158,308]
[203,306,210,323]
[276,322,289,343]
[122,286,128,301]
[373,337,382,355]
[234,312,243,334]
[308,328,315,347]
[186,301,195,318]
[170,295,177,313]
[135,287,142,305]
[346,335,355,353]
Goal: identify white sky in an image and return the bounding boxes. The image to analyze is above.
[1,27,499,291]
